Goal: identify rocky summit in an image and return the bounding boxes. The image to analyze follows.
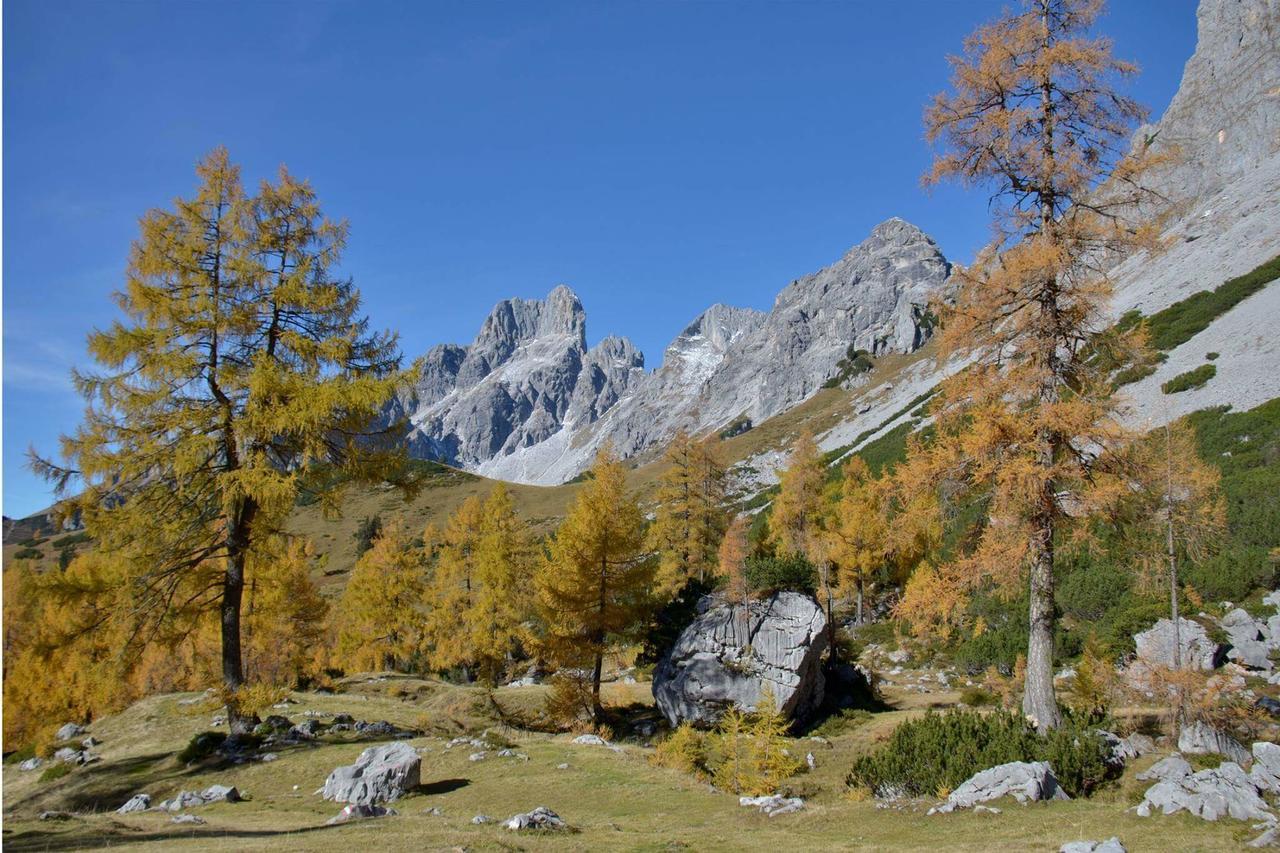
[398,217,951,484]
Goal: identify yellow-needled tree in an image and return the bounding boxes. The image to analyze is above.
[427,485,534,684]
[336,520,427,672]
[31,149,412,733]
[243,538,329,688]
[902,0,1166,727]
[537,446,650,719]
[648,431,729,594]
[719,515,751,605]
[826,457,890,625]
[767,431,826,563]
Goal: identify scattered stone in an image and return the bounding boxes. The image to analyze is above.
[1060,839,1126,853]
[472,814,494,824]
[1223,610,1272,670]
[423,806,443,816]
[326,804,397,824]
[1137,754,1193,783]
[1132,619,1224,672]
[38,811,73,821]
[886,648,911,664]
[1179,720,1251,764]
[171,814,206,825]
[497,749,529,760]
[1251,742,1280,793]
[571,734,609,747]
[653,591,828,727]
[739,794,805,817]
[116,794,151,814]
[18,757,43,772]
[259,753,279,763]
[322,741,421,805]
[158,785,241,812]
[1136,762,1272,821]
[56,723,86,741]
[806,752,816,770]
[557,763,570,770]
[972,805,1001,814]
[1249,827,1280,847]
[1258,697,1280,718]
[504,806,567,831]
[54,746,84,765]
[469,752,488,762]
[332,714,356,726]
[355,720,400,737]
[81,736,101,749]
[929,761,1070,814]
[290,720,323,740]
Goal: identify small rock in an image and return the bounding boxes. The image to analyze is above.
[171,814,206,825]
[81,736,102,749]
[18,757,43,772]
[259,753,279,763]
[54,746,83,765]
[38,811,73,821]
[497,749,529,760]
[504,806,567,831]
[739,794,804,817]
[571,734,609,746]
[556,763,570,770]
[116,794,151,814]
[806,752,816,770]
[1060,839,1126,853]
[469,752,488,762]
[326,804,397,824]
[472,814,494,824]
[55,723,86,741]
[423,806,443,816]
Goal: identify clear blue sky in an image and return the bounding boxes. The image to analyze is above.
[2,0,1198,518]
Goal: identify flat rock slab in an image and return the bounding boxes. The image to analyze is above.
[1061,839,1126,853]
[740,795,804,817]
[931,761,1069,814]
[1136,761,1272,822]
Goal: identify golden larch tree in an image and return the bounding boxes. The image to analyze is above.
[537,446,650,718]
[336,520,427,672]
[825,456,890,625]
[906,0,1166,727]
[424,495,485,679]
[648,431,729,593]
[32,149,411,732]
[463,484,535,684]
[719,515,751,605]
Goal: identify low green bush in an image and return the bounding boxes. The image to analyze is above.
[745,554,817,596]
[13,548,42,560]
[1144,255,1280,351]
[39,763,72,783]
[51,531,91,548]
[959,687,998,707]
[1184,545,1274,603]
[177,731,228,764]
[810,708,873,738]
[845,709,1112,798]
[1162,364,1216,394]
[1206,352,1219,361]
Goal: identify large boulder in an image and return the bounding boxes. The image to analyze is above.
[652,592,827,726]
[1222,609,1275,670]
[1135,762,1272,822]
[1251,742,1280,793]
[1133,619,1225,671]
[322,742,420,806]
[1179,720,1251,765]
[929,761,1070,814]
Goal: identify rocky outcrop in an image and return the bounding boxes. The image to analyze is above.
[393,285,646,472]
[402,219,950,485]
[1135,761,1273,822]
[1179,720,1251,765]
[1132,619,1225,672]
[322,742,420,806]
[929,761,1070,814]
[652,591,828,727]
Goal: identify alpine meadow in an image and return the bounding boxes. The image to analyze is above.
[4,0,1280,850]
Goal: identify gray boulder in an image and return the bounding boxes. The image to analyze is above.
[504,806,568,831]
[158,785,240,812]
[1222,609,1275,670]
[116,794,151,814]
[1251,741,1280,793]
[1137,754,1193,783]
[1179,720,1251,764]
[653,592,827,726]
[740,794,805,817]
[322,741,420,805]
[53,747,84,765]
[929,761,1069,814]
[1133,619,1224,671]
[55,723,86,741]
[1061,839,1126,853]
[18,757,43,772]
[1135,762,1272,822]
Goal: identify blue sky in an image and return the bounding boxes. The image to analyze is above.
[2,0,1198,518]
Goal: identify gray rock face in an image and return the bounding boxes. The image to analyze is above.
[1179,720,1251,764]
[1252,742,1280,793]
[652,592,828,727]
[1135,761,1272,822]
[1138,754,1194,783]
[402,219,949,485]
[1223,608,1274,670]
[1132,619,1225,671]
[929,761,1070,814]
[393,285,646,472]
[322,742,421,806]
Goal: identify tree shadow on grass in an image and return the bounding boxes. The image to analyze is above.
[4,820,348,853]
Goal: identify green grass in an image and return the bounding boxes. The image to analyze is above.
[38,763,72,783]
[1121,254,1280,352]
[1161,363,1216,394]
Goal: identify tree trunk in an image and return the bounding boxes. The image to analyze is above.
[856,578,865,626]
[1023,524,1062,729]
[591,649,604,721]
[222,499,258,736]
